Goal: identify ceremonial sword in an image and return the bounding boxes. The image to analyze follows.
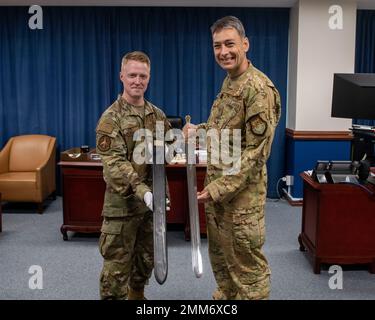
[185,115,203,278]
[153,136,168,284]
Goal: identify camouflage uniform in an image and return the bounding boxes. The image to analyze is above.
[96,95,171,300]
[200,62,281,300]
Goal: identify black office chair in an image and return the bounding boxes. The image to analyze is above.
[167,116,183,129]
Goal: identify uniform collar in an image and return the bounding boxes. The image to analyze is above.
[222,61,254,96]
[117,95,154,116]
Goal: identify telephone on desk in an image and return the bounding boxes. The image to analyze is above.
[312,160,371,184]
[368,172,375,186]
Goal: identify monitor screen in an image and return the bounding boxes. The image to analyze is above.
[331,73,375,120]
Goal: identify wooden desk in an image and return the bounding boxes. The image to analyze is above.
[299,172,375,274]
[58,161,207,240]
[59,161,105,240]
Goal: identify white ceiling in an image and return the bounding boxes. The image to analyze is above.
[0,0,374,9]
[358,0,375,9]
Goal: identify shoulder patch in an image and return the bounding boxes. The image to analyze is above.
[249,115,267,136]
[97,135,112,152]
[97,121,114,135]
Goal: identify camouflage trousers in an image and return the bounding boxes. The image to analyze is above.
[205,204,271,300]
[99,211,153,300]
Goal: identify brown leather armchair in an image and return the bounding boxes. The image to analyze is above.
[0,135,56,213]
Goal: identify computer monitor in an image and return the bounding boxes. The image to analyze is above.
[331,73,375,120]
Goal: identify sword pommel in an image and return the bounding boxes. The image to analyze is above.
[185,115,191,124]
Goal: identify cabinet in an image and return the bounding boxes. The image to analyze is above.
[298,172,375,274]
[58,161,206,240]
[59,162,105,240]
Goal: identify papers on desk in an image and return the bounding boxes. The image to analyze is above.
[170,150,207,164]
[90,153,101,161]
[171,154,186,164]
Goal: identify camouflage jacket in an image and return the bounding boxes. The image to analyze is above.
[96,96,171,217]
[201,62,281,210]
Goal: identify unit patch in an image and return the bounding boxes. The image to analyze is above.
[97,135,112,152]
[249,115,267,136]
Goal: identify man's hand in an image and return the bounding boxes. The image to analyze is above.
[144,191,153,211]
[144,192,171,211]
[182,123,198,141]
[197,189,212,203]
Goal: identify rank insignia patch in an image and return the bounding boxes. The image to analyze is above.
[249,115,267,136]
[97,122,114,134]
[97,135,112,152]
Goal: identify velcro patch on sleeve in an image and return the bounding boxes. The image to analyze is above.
[249,115,267,136]
[97,121,114,135]
[97,135,112,152]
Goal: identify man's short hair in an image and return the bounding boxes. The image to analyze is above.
[210,16,246,38]
[121,51,151,70]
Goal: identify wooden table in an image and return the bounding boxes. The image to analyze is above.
[299,172,375,273]
[58,161,207,240]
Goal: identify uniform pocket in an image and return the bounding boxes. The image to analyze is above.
[233,208,265,251]
[99,219,123,259]
[123,124,139,157]
[123,123,139,137]
[101,219,123,234]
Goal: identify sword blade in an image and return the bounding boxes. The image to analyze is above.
[186,142,203,278]
[153,141,168,284]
